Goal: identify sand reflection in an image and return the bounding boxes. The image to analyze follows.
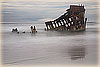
[68,46,86,60]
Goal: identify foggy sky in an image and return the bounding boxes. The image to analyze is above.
[1,0,99,23]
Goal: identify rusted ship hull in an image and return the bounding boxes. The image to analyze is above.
[45,4,87,32]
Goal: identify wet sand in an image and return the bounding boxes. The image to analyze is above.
[2,22,99,65]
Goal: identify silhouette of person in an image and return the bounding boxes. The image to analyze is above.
[30,26,37,33]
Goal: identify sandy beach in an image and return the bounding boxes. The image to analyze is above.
[2,22,99,65]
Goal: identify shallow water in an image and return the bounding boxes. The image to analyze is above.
[1,22,99,65]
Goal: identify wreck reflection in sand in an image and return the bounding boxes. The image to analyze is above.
[68,46,86,60]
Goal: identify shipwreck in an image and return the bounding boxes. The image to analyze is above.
[45,4,87,31]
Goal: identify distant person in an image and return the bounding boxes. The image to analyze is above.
[11,28,17,32]
[30,26,37,33]
[33,26,36,31]
[30,26,33,33]
[15,28,18,32]
[30,26,33,30]
[11,28,19,34]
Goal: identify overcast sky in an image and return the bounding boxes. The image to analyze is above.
[1,0,99,23]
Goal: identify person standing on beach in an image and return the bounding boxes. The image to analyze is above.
[30,26,37,33]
